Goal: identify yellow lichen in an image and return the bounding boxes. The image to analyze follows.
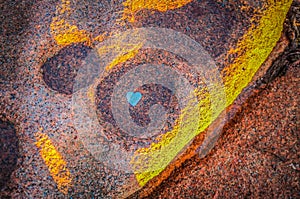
[222,0,293,106]
[131,0,292,186]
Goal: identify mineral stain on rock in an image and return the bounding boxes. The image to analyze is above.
[0,119,19,189]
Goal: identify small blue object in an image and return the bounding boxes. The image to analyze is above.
[126,91,142,106]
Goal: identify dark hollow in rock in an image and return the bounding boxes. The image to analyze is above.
[129,83,180,129]
[95,48,198,143]
[41,43,92,95]
[96,68,182,140]
[0,119,19,189]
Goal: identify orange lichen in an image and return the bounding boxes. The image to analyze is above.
[50,0,91,46]
[121,0,193,22]
[105,45,142,71]
[96,29,144,71]
[50,18,91,46]
[58,0,71,15]
[35,131,72,194]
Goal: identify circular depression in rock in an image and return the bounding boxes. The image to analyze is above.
[41,43,92,95]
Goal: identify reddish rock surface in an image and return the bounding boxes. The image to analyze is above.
[146,65,299,198]
[0,0,299,198]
